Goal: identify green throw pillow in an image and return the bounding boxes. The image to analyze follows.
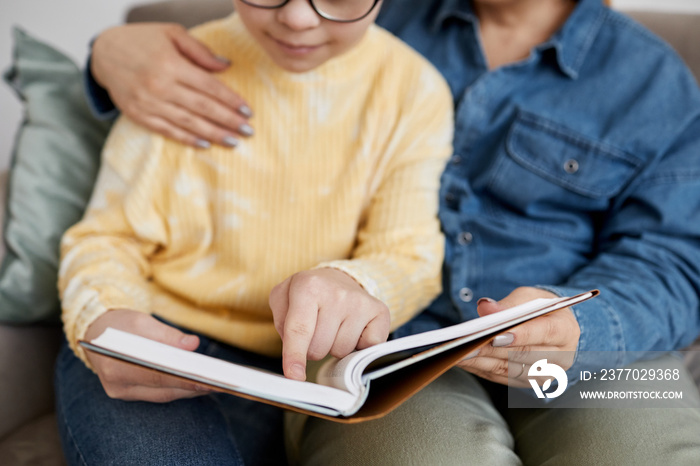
[0,28,112,324]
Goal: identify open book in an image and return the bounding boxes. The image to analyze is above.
[81,290,597,423]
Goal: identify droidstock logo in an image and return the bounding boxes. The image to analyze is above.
[528,359,568,399]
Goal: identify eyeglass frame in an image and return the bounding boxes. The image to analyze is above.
[238,0,382,24]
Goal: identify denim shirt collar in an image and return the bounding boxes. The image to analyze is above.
[432,0,476,28]
[432,0,607,79]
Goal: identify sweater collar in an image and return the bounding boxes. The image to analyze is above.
[226,13,379,81]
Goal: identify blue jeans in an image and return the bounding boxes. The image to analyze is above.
[55,326,287,465]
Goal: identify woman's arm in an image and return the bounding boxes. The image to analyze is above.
[88,23,253,147]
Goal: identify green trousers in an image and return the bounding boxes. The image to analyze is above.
[286,355,700,465]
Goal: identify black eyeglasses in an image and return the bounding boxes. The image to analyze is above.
[239,0,381,23]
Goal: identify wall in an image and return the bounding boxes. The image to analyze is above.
[1,0,700,171]
[613,0,700,13]
[0,0,139,171]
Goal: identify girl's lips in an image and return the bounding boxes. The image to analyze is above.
[273,37,322,56]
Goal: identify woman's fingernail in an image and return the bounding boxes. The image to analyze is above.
[223,136,239,147]
[215,55,231,65]
[196,139,211,149]
[465,349,480,360]
[477,297,497,305]
[238,124,254,137]
[238,105,253,118]
[492,333,514,347]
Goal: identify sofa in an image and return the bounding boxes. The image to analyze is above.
[1,1,699,465]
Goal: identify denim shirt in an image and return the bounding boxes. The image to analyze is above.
[85,0,700,379]
[377,0,700,378]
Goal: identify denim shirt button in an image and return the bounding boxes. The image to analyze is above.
[458,231,473,245]
[564,159,580,174]
[450,154,462,165]
[445,192,462,208]
[458,287,474,302]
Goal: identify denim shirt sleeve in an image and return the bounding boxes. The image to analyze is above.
[83,53,119,120]
[538,114,700,382]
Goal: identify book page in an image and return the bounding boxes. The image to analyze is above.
[315,351,369,395]
[85,328,359,414]
[317,291,596,389]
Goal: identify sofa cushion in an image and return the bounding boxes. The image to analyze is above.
[626,11,700,84]
[126,0,233,28]
[0,413,66,466]
[0,28,111,323]
[0,324,62,441]
[0,170,7,260]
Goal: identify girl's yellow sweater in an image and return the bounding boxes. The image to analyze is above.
[60,14,454,361]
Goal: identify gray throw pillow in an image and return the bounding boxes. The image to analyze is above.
[0,28,111,323]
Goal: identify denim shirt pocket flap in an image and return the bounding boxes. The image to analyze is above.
[506,112,641,198]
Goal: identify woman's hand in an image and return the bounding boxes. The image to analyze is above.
[91,23,254,147]
[83,309,210,402]
[269,268,391,381]
[457,287,580,387]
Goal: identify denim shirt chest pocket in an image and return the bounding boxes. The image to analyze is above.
[486,111,643,239]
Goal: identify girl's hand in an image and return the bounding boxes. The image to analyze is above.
[83,309,210,402]
[269,268,391,381]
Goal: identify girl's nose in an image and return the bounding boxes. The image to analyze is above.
[276,0,322,31]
